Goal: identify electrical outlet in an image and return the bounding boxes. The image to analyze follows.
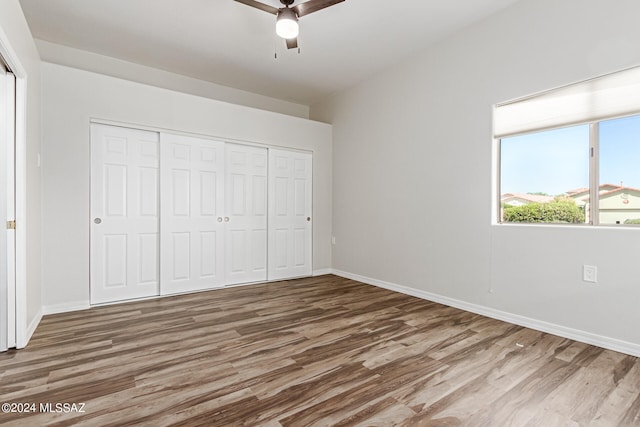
[331,236,336,245]
[583,265,597,283]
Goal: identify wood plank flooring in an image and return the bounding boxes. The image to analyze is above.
[1,274,640,426]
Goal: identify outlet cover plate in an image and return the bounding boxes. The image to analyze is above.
[583,265,597,283]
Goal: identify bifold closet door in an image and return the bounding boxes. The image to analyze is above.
[160,134,225,295]
[90,124,160,304]
[268,149,313,280]
[225,144,268,284]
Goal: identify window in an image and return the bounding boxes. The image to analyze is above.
[599,115,640,225]
[500,125,589,224]
[495,65,640,226]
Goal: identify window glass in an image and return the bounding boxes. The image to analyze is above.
[500,125,589,223]
[599,115,640,225]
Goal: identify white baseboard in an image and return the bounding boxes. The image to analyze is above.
[313,268,333,276]
[43,301,91,316]
[331,269,640,358]
[18,309,43,349]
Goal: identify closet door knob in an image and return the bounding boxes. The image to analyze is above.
[306,217,311,222]
[224,217,230,222]
[217,217,223,222]
[94,218,102,224]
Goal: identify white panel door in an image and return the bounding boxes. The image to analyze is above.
[225,144,267,285]
[0,64,15,351]
[268,149,312,280]
[90,124,160,304]
[160,134,225,295]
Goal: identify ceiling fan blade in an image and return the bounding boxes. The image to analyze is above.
[293,0,345,18]
[234,0,279,15]
[286,37,298,49]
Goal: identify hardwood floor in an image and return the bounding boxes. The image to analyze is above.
[1,275,639,426]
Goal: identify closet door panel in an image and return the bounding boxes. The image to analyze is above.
[160,134,225,295]
[268,149,312,280]
[94,127,312,301]
[225,144,268,284]
[90,124,160,304]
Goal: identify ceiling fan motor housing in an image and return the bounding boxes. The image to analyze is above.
[276,8,299,39]
[235,0,346,49]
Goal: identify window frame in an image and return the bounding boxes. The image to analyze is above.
[497,112,640,227]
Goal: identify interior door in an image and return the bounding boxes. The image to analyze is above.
[160,133,225,295]
[90,124,160,304]
[268,149,313,280]
[225,143,267,285]
[0,63,15,351]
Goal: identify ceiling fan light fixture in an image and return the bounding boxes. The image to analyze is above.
[276,8,299,39]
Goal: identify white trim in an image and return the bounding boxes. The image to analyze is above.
[14,77,27,349]
[0,63,8,352]
[42,302,91,316]
[89,118,314,155]
[312,268,332,276]
[0,20,30,350]
[332,269,640,358]
[5,71,15,349]
[19,308,41,349]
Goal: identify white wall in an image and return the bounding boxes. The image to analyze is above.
[0,0,42,345]
[36,40,310,119]
[311,0,640,354]
[41,62,331,313]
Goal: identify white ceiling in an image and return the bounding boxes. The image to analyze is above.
[19,0,521,106]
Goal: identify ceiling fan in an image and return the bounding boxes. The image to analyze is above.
[235,0,345,49]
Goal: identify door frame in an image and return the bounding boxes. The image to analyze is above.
[0,26,28,349]
[0,62,16,352]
